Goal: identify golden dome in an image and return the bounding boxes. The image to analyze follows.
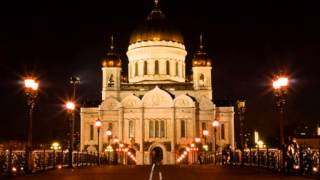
[192,52,212,67]
[102,36,122,68]
[129,1,184,45]
[192,34,212,67]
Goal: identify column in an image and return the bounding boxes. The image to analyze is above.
[171,107,176,164]
[139,107,144,164]
[118,107,124,141]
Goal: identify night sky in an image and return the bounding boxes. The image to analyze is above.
[1,0,320,145]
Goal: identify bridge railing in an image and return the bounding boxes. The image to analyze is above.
[0,149,99,177]
[203,147,320,176]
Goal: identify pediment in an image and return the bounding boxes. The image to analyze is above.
[142,86,173,107]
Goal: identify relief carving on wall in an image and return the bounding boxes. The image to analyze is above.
[121,94,142,108]
[199,96,214,110]
[100,97,120,110]
[142,86,173,107]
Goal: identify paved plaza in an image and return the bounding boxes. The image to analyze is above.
[10,165,312,180]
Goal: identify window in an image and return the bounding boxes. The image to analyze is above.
[199,74,205,86]
[181,120,186,138]
[176,62,179,76]
[155,120,159,137]
[129,121,134,138]
[149,121,154,138]
[108,123,113,130]
[166,61,170,75]
[155,60,159,74]
[90,125,94,140]
[202,122,207,130]
[160,121,165,138]
[221,124,225,140]
[135,62,138,76]
[108,74,114,87]
[144,61,148,75]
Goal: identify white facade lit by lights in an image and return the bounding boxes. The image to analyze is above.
[80,1,235,165]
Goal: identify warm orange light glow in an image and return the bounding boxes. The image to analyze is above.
[106,130,112,136]
[273,77,289,89]
[113,138,119,143]
[95,119,102,127]
[195,137,201,143]
[212,120,219,127]
[190,143,195,148]
[65,101,75,110]
[203,130,209,136]
[24,78,39,90]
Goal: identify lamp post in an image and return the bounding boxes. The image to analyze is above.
[212,120,219,165]
[65,101,75,168]
[50,142,61,168]
[272,74,289,171]
[106,129,112,164]
[236,100,246,150]
[202,130,209,163]
[272,75,289,146]
[113,137,119,164]
[24,77,39,173]
[95,119,102,165]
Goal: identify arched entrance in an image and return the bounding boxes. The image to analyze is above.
[150,147,163,165]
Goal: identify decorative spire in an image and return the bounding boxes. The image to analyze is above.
[110,35,114,51]
[154,0,159,8]
[199,33,204,51]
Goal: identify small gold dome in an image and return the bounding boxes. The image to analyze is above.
[192,51,212,67]
[102,53,122,68]
[129,1,184,45]
[192,34,212,67]
[102,35,122,68]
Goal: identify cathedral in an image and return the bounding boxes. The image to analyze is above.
[80,1,235,165]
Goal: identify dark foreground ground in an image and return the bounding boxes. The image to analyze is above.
[8,165,313,180]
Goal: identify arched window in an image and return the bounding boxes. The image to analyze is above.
[144,61,148,75]
[155,60,159,74]
[199,74,205,86]
[149,121,154,138]
[135,62,138,76]
[155,120,159,137]
[108,123,113,130]
[181,120,186,138]
[129,121,134,138]
[108,74,114,87]
[176,62,179,76]
[160,121,165,137]
[166,61,170,75]
[89,125,94,140]
[221,123,225,140]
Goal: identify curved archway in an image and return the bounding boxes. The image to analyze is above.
[150,147,163,165]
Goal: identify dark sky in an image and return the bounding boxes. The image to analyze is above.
[0,0,320,145]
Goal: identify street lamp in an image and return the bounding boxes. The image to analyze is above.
[24,77,39,173]
[212,120,219,164]
[106,129,112,164]
[50,142,61,168]
[202,130,208,144]
[95,119,102,165]
[236,100,246,150]
[272,75,289,146]
[65,101,75,168]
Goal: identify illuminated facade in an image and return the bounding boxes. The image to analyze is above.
[80,1,235,165]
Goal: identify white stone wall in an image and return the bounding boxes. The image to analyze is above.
[127,41,187,83]
[80,86,235,165]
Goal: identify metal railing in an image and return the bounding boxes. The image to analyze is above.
[201,147,320,176]
[0,149,100,177]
